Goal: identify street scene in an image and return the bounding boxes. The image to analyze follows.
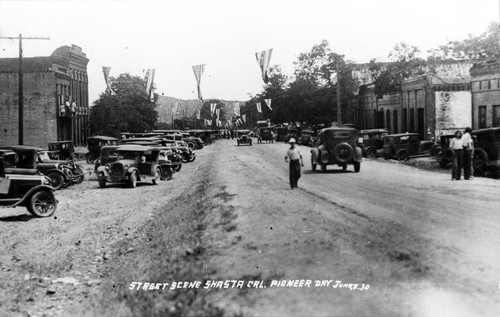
[1,0,500,316]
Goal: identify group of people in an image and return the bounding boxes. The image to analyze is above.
[449,127,474,180]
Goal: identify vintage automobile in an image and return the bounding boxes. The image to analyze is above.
[311,127,362,173]
[257,128,274,143]
[158,148,174,180]
[158,146,183,173]
[358,129,389,158]
[472,127,500,175]
[180,133,204,150]
[298,129,315,147]
[382,133,438,162]
[0,156,57,217]
[47,141,77,161]
[275,127,288,142]
[0,146,83,190]
[93,145,120,174]
[284,127,299,143]
[237,133,252,146]
[85,136,119,164]
[97,145,165,188]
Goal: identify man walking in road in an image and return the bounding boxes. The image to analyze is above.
[284,138,304,189]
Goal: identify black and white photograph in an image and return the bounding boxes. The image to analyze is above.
[1,0,499,316]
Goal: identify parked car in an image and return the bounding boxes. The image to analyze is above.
[180,133,204,150]
[85,136,119,163]
[472,127,500,175]
[47,141,77,161]
[0,146,83,190]
[257,128,274,143]
[93,145,120,174]
[310,127,362,172]
[358,129,389,158]
[237,134,252,146]
[158,146,182,173]
[382,133,438,162]
[0,155,57,217]
[284,127,299,143]
[298,129,315,147]
[96,145,164,188]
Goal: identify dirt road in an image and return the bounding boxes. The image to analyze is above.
[1,139,499,316]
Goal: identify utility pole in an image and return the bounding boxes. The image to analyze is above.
[336,61,342,126]
[0,34,49,145]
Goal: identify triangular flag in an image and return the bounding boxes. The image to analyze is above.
[192,64,205,101]
[233,102,240,116]
[196,109,201,120]
[102,66,115,95]
[242,114,247,123]
[265,99,272,111]
[216,108,220,120]
[255,49,273,84]
[210,103,217,116]
[256,102,262,113]
[143,69,155,100]
[171,102,178,115]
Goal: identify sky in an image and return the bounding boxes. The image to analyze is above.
[0,0,499,104]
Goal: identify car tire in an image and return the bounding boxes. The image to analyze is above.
[163,167,173,180]
[354,162,361,173]
[188,155,196,163]
[396,149,409,162]
[333,143,354,164]
[444,148,455,161]
[128,171,137,188]
[173,163,182,173]
[152,169,160,185]
[71,154,78,162]
[85,153,93,164]
[47,172,64,190]
[312,163,316,171]
[366,148,377,159]
[186,142,196,150]
[473,148,488,171]
[27,190,57,217]
[74,165,84,184]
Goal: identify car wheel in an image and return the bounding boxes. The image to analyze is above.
[188,155,196,163]
[47,172,64,190]
[354,162,361,173]
[366,148,377,159]
[128,171,137,188]
[473,148,488,172]
[312,163,316,171]
[152,168,160,185]
[27,190,57,217]
[173,163,182,173]
[396,150,409,162]
[85,153,93,164]
[321,164,327,173]
[74,165,84,184]
[164,167,173,180]
[333,143,354,164]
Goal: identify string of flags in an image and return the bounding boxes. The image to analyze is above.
[255,49,273,84]
[102,66,116,95]
[192,64,205,102]
[143,69,155,100]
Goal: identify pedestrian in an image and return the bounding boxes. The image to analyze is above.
[284,138,304,189]
[462,127,474,180]
[449,130,464,180]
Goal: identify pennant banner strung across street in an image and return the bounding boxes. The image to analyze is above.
[255,48,273,84]
[171,102,179,115]
[256,102,262,113]
[192,64,205,101]
[143,69,156,100]
[210,103,217,116]
[196,109,201,120]
[265,98,272,110]
[215,108,220,120]
[242,114,247,123]
[233,102,240,116]
[102,66,115,95]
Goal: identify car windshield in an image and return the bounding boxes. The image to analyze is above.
[117,151,142,160]
[323,130,351,139]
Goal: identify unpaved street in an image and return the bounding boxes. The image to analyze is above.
[1,139,499,316]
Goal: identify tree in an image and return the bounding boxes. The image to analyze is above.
[89,73,158,137]
[370,42,425,98]
[429,22,500,61]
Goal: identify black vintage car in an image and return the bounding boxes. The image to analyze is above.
[85,136,119,164]
[358,129,389,158]
[434,134,455,168]
[237,134,252,146]
[310,127,362,172]
[96,145,163,188]
[47,141,77,161]
[1,146,84,190]
[382,133,439,162]
[472,127,500,175]
[257,128,274,143]
[0,155,57,217]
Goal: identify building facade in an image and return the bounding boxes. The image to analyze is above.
[0,44,89,148]
[470,61,500,129]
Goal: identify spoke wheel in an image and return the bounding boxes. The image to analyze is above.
[27,190,56,217]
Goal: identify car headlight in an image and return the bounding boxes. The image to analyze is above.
[105,164,110,170]
[43,176,52,185]
[123,165,129,170]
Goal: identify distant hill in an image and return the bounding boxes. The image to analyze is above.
[155,95,246,123]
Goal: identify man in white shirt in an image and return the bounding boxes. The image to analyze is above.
[462,127,474,180]
[449,130,464,180]
[284,138,304,189]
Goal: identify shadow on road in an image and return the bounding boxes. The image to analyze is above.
[303,169,354,175]
[0,214,33,222]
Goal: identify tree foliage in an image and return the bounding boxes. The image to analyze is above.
[370,42,425,98]
[429,22,500,61]
[89,73,158,137]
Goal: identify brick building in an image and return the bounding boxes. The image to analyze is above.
[356,60,472,139]
[470,60,500,129]
[0,44,89,148]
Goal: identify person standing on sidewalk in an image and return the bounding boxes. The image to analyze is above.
[284,138,304,189]
[449,130,464,180]
[462,127,474,180]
